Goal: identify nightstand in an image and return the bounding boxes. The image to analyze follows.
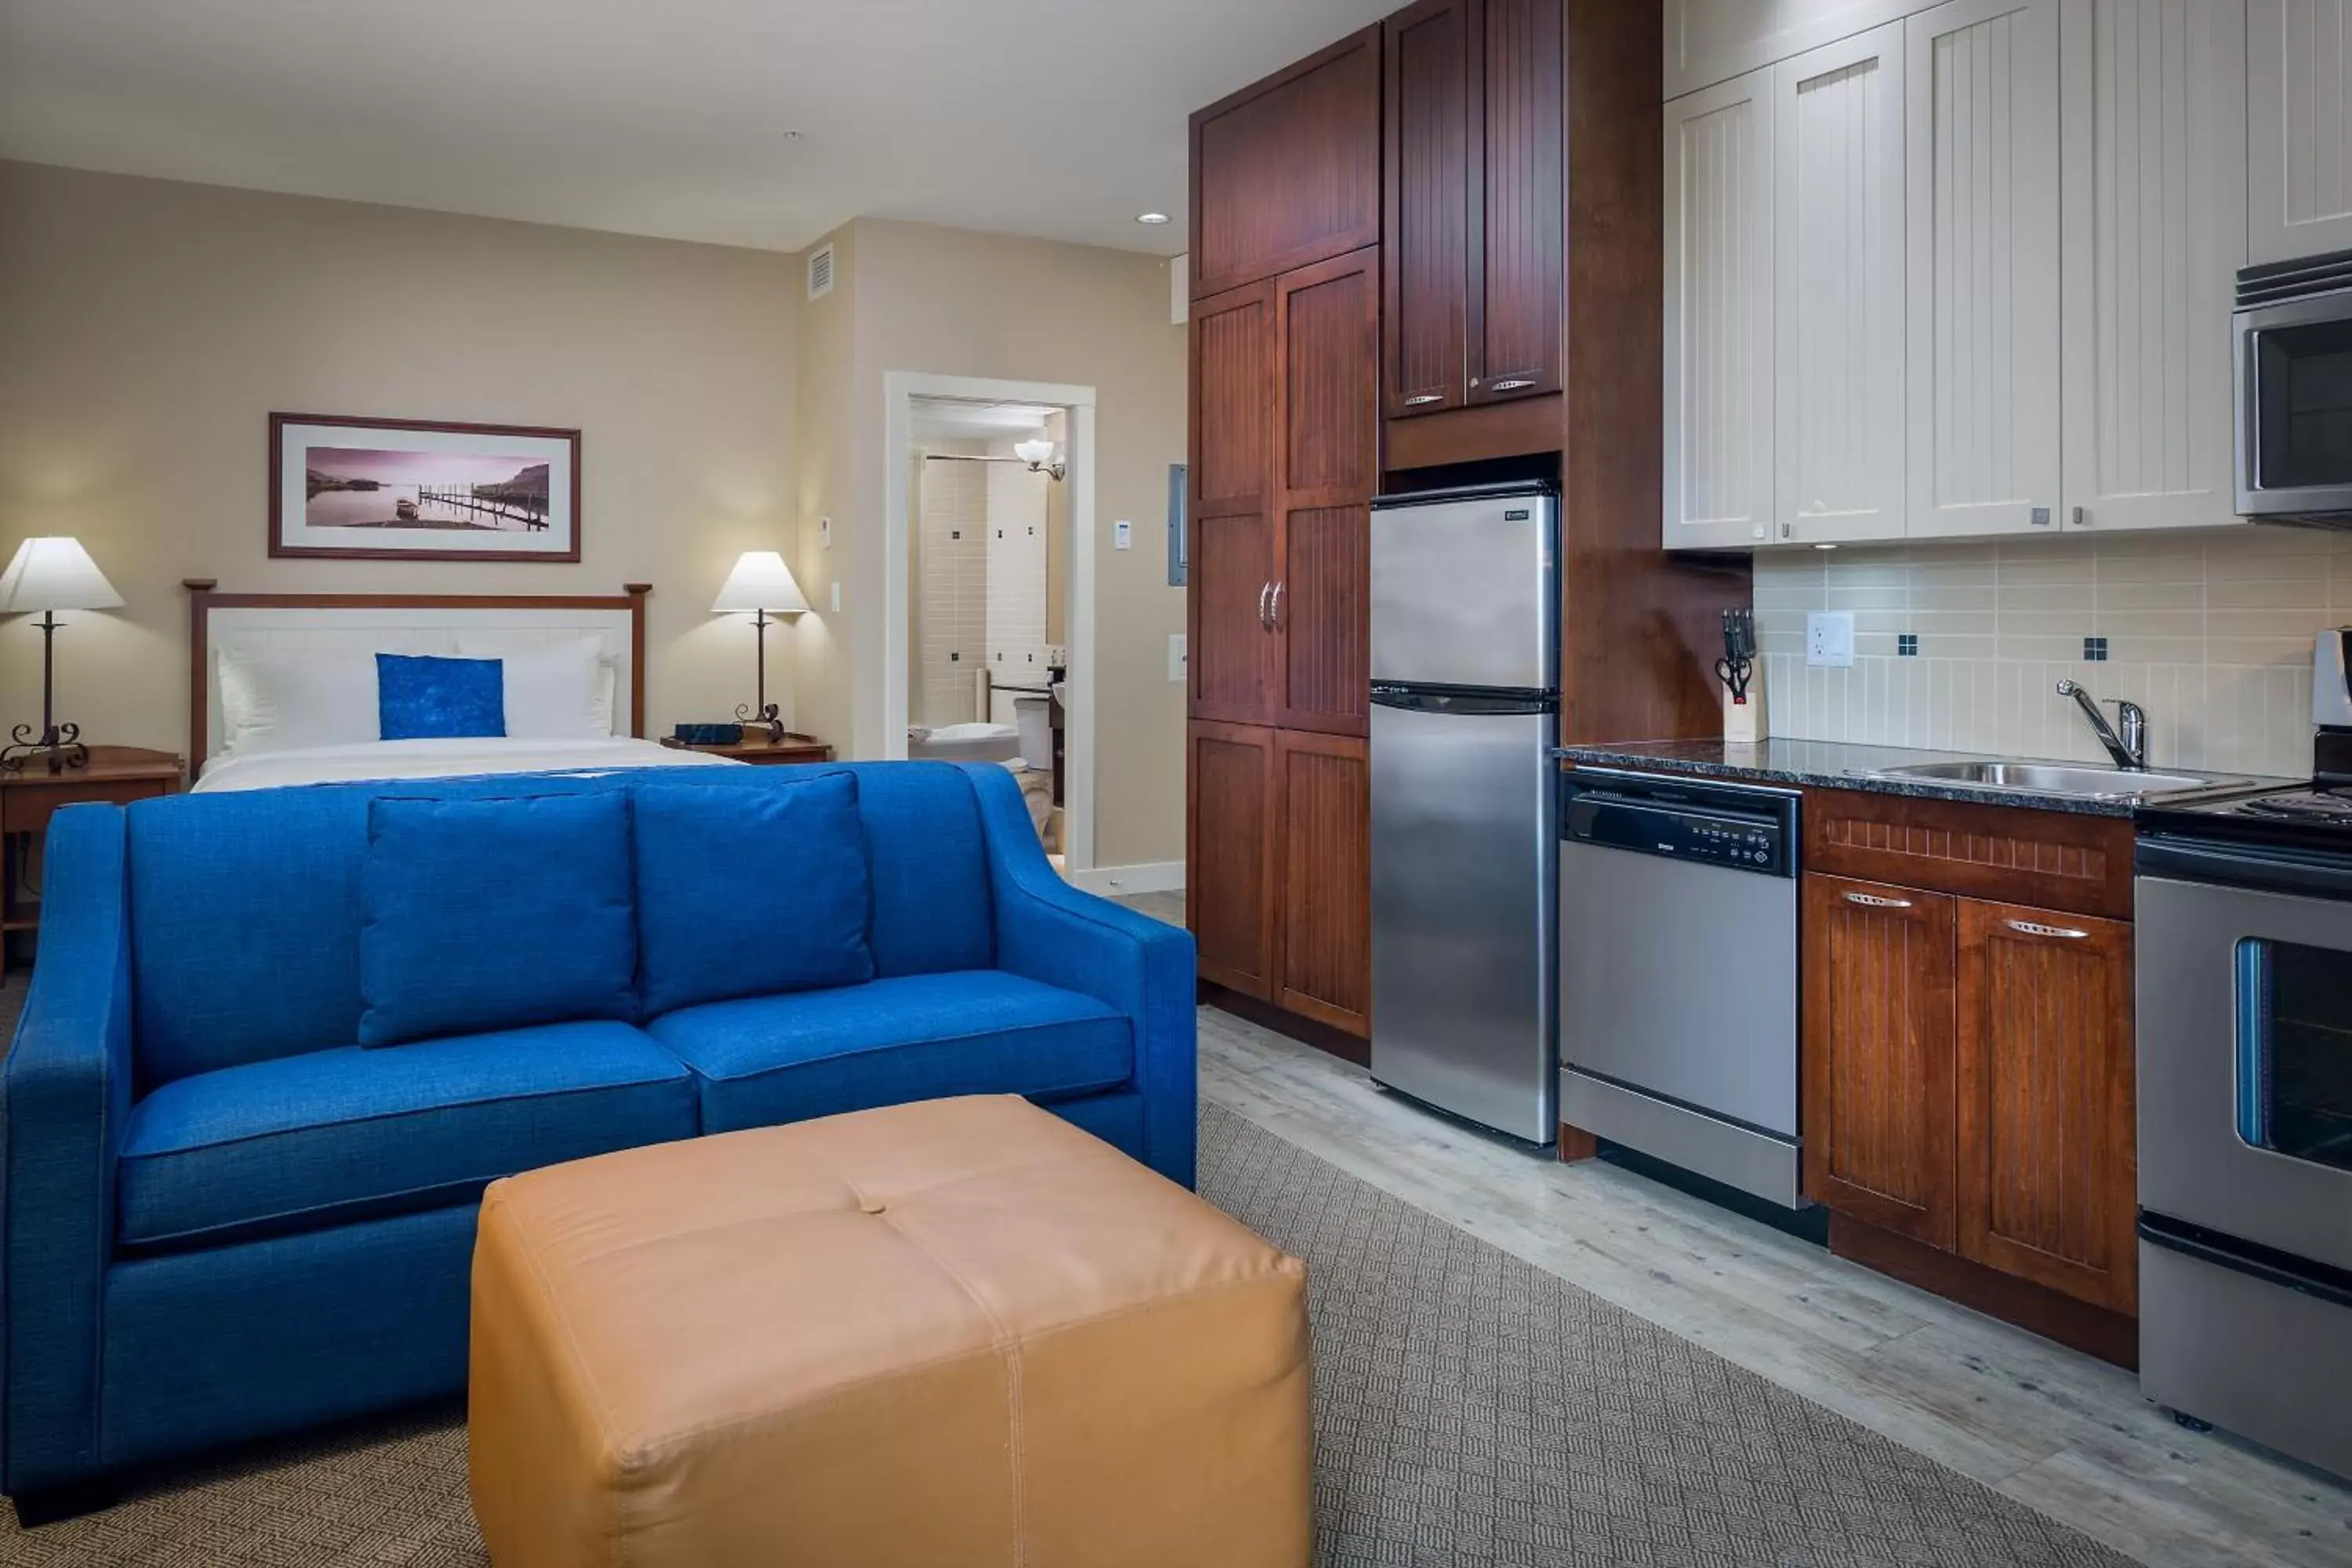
[659,732,835,766]
[2,745,184,972]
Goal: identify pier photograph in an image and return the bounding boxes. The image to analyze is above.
[270,412,582,562]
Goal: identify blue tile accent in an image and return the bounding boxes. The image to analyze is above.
[2083,636,2109,662]
[1897,634,1919,657]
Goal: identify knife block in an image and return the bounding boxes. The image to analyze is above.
[1723,662,1765,746]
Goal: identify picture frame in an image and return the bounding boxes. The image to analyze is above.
[269,412,583,563]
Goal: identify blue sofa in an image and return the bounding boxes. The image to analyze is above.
[0,761,1195,1507]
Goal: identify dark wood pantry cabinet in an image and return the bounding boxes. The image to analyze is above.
[1186,1,1744,1055]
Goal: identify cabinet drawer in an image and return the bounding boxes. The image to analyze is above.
[1802,787,2132,920]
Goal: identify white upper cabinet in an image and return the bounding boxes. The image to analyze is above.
[1665,0,1942,100]
[1904,0,2064,539]
[1773,23,1907,544]
[1664,70,1776,550]
[2249,0,2352,265]
[2061,0,2246,532]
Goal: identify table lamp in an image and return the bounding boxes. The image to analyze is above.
[712,550,808,742]
[0,536,123,774]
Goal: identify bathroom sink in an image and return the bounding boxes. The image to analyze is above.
[1864,760,2247,799]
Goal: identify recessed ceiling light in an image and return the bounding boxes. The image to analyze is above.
[1137,212,1171,225]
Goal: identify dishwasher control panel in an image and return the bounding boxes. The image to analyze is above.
[1560,771,1798,877]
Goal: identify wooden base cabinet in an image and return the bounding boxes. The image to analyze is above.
[1799,794,2138,1326]
[1956,899,2136,1314]
[1187,721,1371,1039]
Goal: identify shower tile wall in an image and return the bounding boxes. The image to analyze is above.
[916,442,989,727]
[985,447,1052,723]
[1752,528,2352,779]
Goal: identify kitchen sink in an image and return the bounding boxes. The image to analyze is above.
[1863,760,2248,799]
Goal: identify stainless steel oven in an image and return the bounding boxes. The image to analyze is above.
[2235,250,2352,523]
[2136,837,2352,1479]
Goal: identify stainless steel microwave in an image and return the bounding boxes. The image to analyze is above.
[2235,250,2352,524]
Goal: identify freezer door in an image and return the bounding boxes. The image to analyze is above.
[1370,492,1557,691]
[1369,693,1558,1144]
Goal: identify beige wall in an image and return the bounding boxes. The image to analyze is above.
[803,218,1187,867]
[0,160,800,753]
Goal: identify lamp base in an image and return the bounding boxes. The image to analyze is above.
[734,702,785,744]
[0,721,87,775]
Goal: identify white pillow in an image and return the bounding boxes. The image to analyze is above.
[216,648,382,756]
[455,636,610,739]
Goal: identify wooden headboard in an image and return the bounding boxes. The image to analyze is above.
[183,579,651,774]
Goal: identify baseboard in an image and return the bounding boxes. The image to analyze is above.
[1065,861,1185,896]
[1828,1212,2139,1370]
[1201,982,1371,1068]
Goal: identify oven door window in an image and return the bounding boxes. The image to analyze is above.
[2238,938,2352,1172]
[2255,318,2352,490]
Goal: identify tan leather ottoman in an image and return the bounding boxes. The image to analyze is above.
[467,1094,1312,1568]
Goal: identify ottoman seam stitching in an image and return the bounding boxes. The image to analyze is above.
[873,1201,1030,1568]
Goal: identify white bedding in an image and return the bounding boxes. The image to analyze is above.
[193,737,742,793]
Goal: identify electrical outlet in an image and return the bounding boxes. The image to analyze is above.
[1114,520,1133,550]
[1806,612,1854,668]
[1168,633,1187,683]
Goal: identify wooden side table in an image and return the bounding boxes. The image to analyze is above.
[2,746,185,973]
[658,732,835,766]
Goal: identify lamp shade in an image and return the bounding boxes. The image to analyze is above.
[1013,438,1054,468]
[0,537,123,613]
[710,550,809,614]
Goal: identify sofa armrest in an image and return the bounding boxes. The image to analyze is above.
[956,765,1198,1189]
[2,804,133,1493]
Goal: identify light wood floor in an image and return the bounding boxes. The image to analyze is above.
[1105,898,2352,1568]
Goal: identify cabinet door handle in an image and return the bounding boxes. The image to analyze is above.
[1257,582,1273,630]
[1842,891,1912,909]
[1488,378,1536,391]
[1403,394,1443,407]
[1270,579,1286,630]
[2005,918,2089,940]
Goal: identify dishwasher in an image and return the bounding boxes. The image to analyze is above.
[1558,767,1803,1207]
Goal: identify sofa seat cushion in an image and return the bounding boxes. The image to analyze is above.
[117,1021,697,1252]
[648,971,1134,1134]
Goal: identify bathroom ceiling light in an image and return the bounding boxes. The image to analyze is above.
[1137,212,1171,225]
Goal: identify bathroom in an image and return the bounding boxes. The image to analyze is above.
[906,396,1069,851]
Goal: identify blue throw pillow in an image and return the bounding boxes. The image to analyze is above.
[359,793,637,1046]
[633,772,877,1016]
[377,653,504,741]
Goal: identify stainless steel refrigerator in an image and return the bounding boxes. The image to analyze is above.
[1367,481,1559,1145]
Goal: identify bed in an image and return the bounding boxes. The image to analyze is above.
[185,580,739,791]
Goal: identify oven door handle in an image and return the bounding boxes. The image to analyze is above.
[2138,834,2352,900]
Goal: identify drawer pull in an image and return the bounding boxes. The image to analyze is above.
[1257,582,1274,631]
[1843,891,1912,909]
[1403,394,1444,407]
[2005,918,2089,940]
[1488,378,1537,391]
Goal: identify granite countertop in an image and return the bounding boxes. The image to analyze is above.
[1553,738,2297,818]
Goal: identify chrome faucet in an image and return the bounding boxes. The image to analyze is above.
[2055,680,2147,770]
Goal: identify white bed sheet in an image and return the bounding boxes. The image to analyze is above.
[193,736,742,793]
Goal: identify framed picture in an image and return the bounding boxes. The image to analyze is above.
[270,412,582,562]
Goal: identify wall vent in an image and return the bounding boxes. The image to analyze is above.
[806,242,835,301]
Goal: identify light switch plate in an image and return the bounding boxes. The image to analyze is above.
[1807,612,1854,668]
[1114,520,1133,550]
[819,516,833,550]
[1168,633,1187,683]
[829,581,842,614]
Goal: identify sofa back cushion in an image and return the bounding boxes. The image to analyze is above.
[633,773,875,1016]
[124,760,995,1088]
[360,793,637,1045]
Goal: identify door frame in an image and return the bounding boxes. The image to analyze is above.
[882,370,1100,874]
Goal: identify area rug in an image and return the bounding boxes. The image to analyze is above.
[0,1104,2134,1567]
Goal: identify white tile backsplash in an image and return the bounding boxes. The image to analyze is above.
[1752,529,2352,779]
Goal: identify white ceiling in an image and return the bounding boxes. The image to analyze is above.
[0,0,1396,255]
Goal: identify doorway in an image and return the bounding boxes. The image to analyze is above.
[882,372,1098,875]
